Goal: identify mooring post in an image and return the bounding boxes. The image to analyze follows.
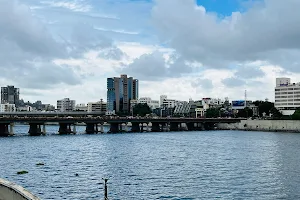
[102,178,108,200]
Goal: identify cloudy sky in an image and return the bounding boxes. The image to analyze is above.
[1,0,300,105]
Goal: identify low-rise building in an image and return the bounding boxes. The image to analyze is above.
[87,99,106,113]
[75,104,88,112]
[138,97,160,110]
[0,103,16,112]
[57,98,75,112]
[17,105,34,112]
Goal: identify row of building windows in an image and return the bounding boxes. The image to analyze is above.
[275,103,300,106]
[275,95,300,98]
[275,91,300,95]
[275,88,300,91]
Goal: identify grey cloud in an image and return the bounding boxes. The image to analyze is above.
[121,52,168,80]
[71,23,113,52]
[191,78,213,90]
[152,0,300,72]
[234,65,265,79]
[97,47,127,60]
[120,52,193,80]
[0,0,82,89]
[222,77,246,87]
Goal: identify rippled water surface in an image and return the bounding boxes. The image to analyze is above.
[1,125,300,199]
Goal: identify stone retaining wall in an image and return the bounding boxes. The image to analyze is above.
[217,120,300,132]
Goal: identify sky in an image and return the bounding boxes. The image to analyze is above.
[1,0,300,105]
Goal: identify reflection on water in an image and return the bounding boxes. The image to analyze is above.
[1,125,300,199]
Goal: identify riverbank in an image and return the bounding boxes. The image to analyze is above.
[217,119,300,133]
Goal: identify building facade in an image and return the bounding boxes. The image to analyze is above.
[57,98,75,112]
[75,104,88,112]
[107,74,139,113]
[275,77,300,114]
[138,97,160,110]
[1,86,19,105]
[0,103,16,112]
[87,99,107,113]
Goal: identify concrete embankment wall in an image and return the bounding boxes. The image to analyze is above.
[217,120,300,132]
[0,178,40,200]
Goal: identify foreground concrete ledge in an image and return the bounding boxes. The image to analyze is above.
[0,178,40,200]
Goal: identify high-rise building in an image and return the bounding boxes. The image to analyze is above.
[1,85,19,104]
[107,74,139,113]
[57,98,75,112]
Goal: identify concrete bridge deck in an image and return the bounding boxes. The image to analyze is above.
[0,116,245,136]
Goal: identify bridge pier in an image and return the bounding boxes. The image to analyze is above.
[124,123,128,132]
[42,124,46,135]
[86,123,99,134]
[131,122,140,133]
[187,122,196,131]
[99,123,104,133]
[109,123,119,133]
[28,123,42,136]
[9,123,14,136]
[203,123,214,130]
[0,124,9,137]
[170,122,179,132]
[151,122,160,132]
[73,124,77,134]
[58,123,72,135]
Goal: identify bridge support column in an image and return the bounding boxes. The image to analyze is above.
[42,124,46,135]
[86,123,97,134]
[187,122,196,131]
[9,123,14,136]
[29,123,42,136]
[73,124,77,134]
[119,124,124,132]
[0,124,9,137]
[203,123,214,130]
[109,123,119,133]
[151,122,160,132]
[140,123,144,132]
[170,122,179,132]
[131,122,140,133]
[100,123,104,133]
[146,123,150,132]
[124,123,128,132]
[58,123,72,135]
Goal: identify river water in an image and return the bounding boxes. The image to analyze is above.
[1,125,300,199]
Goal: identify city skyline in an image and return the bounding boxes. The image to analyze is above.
[2,0,300,105]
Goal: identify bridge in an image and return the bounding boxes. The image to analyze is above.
[0,113,244,136]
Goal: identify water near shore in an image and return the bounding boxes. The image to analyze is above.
[1,125,300,199]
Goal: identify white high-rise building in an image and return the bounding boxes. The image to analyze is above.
[275,78,300,114]
[57,98,75,112]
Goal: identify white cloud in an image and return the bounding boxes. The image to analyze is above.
[40,0,92,12]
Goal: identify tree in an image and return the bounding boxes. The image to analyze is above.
[133,103,151,117]
[253,100,274,116]
[205,108,220,118]
[292,110,300,120]
[237,107,253,118]
[270,107,282,119]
